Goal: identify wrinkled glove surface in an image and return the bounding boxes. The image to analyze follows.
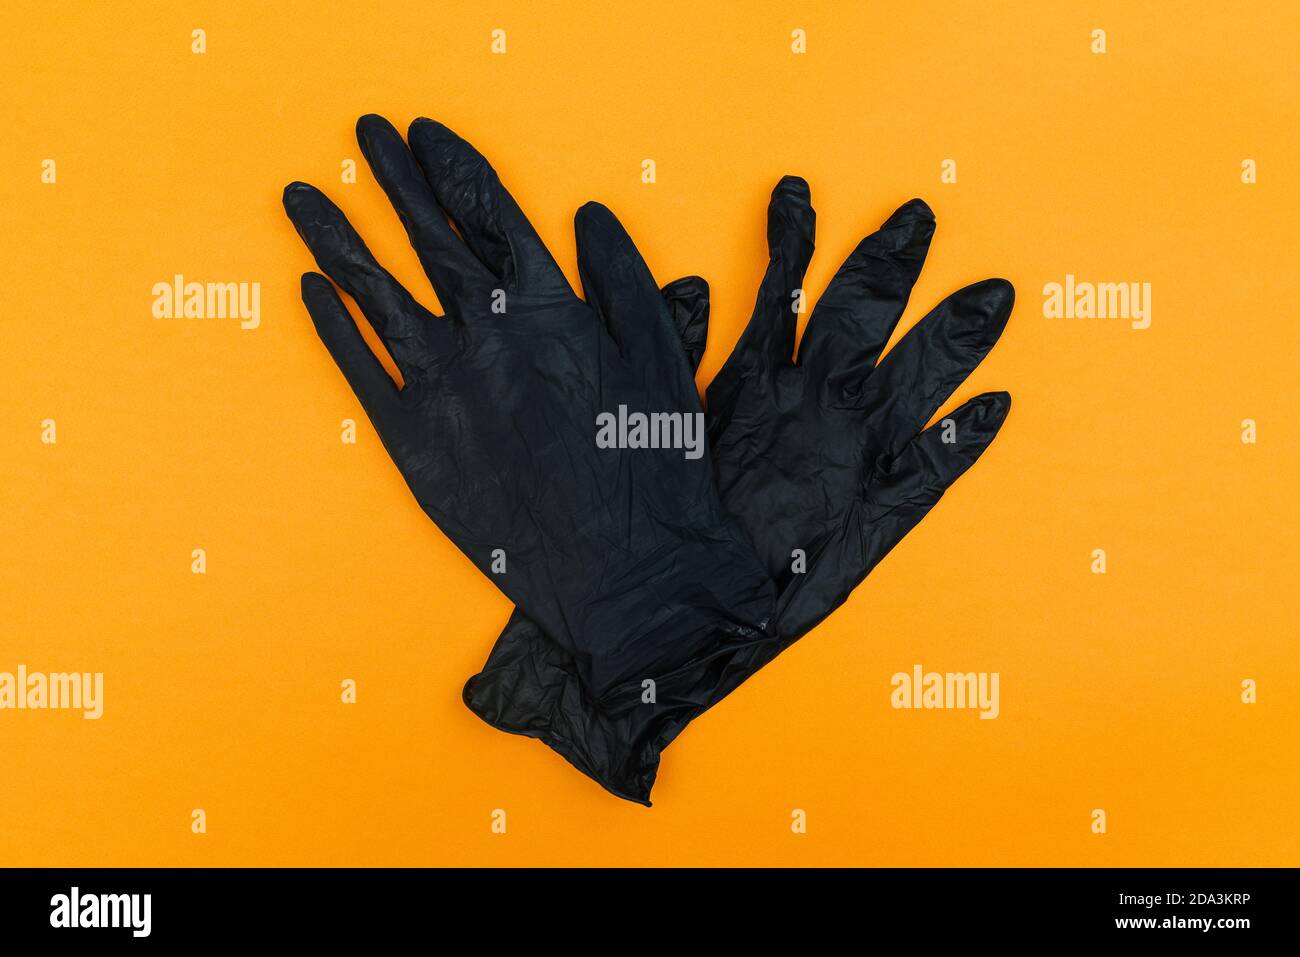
[464,177,1013,804]
[284,115,774,698]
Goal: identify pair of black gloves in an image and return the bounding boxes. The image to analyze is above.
[284,114,1013,805]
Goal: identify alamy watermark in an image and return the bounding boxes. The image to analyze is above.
[50,887,150,937]
[1043,274,1151,329]
[891,664,999,719]
[0,665,103,719]
[152,274,261,329]
[595,405,706,460]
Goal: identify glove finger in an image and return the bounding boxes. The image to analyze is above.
[861,278,1013,457]
[660,275,710,374]
[407,117,571,295]
[743,176,815,369]
[799,198,934,382]
[283,182,442,377]
[575,201,680,367]
[355,114,491,305]
[300,272,403,426]
[872,391,1011,513]
[706,176,814,431]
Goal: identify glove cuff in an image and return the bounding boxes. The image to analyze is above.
[463,614,787,805]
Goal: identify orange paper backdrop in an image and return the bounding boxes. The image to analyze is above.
[1,0,1295,865]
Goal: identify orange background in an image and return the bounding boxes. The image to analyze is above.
[1,1,1295,866]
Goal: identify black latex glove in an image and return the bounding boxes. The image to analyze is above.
[284,115,774,697]
[464,177,1013,804]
